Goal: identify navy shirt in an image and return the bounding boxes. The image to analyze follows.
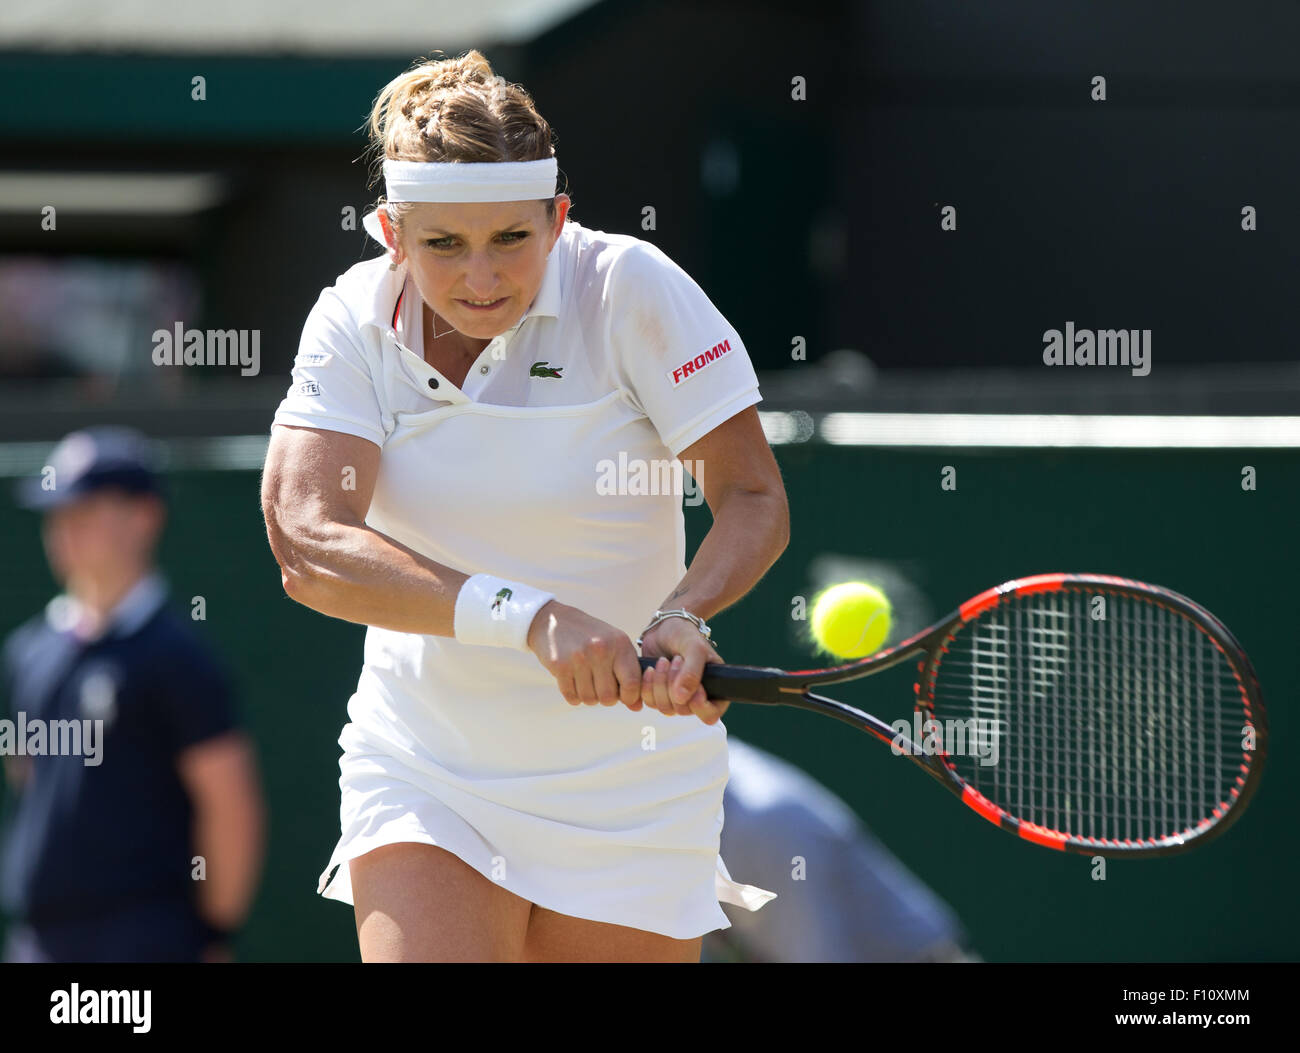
[0,575,237,928]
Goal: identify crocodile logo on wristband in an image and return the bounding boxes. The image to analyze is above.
[491,587,513,618]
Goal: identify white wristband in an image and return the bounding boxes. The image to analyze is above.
[453,573,556,650]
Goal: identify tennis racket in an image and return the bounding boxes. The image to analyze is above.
[640,573,1267,857]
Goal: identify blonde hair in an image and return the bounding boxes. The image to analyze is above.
[366,50,564,238]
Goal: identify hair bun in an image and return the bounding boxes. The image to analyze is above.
[367,48,558,173]
[432,51,493,92]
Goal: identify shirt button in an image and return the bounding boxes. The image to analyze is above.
[427,377,439,389]
[479,365,490,375]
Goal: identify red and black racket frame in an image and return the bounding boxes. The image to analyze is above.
[643,572,1268,858]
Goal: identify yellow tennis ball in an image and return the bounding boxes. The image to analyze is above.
[810,582,892,659]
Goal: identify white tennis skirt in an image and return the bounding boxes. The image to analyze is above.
[317,719,776,940]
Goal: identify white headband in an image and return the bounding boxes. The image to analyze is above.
[382,157,558,203]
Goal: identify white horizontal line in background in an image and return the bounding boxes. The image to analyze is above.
[761,412,1300,448]
[0,436,270,477]
[0,416,1296,480]
[0,172,227,215]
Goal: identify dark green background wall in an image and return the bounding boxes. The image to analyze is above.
[1,444,1294,960]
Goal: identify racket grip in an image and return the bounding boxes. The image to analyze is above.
[638,656,728,699]
[637,656,788,704]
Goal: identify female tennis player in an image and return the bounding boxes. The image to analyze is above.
[261,50,789,962]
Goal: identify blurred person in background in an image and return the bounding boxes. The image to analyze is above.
[703,737,978,963]
[0,427,265,962]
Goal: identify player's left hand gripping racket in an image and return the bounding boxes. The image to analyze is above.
[640,573,1267,857]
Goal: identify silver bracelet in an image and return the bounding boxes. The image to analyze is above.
[635,608,715,650]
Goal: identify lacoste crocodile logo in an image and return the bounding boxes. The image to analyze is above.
[491,587,513,615]
[530,361,564,378]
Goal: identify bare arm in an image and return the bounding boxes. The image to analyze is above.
[261,424,635,710]
[653,406,790,621]
[260,420,767,724]
[260,424,473,634]
[177,730,265,933]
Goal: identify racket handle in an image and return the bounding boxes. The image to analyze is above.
[637,656,790,704]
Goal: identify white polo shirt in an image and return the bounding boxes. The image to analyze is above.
[272,218,774,939]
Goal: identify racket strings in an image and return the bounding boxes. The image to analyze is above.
[929,588,1250,844]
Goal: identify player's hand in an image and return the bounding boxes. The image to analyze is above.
[638,617,729,725]
[527,601,644,713]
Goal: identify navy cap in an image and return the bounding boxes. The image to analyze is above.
[15,427,164,511]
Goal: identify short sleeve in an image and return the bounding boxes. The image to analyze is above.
[607,243,761,457]
[271,288,386,446]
